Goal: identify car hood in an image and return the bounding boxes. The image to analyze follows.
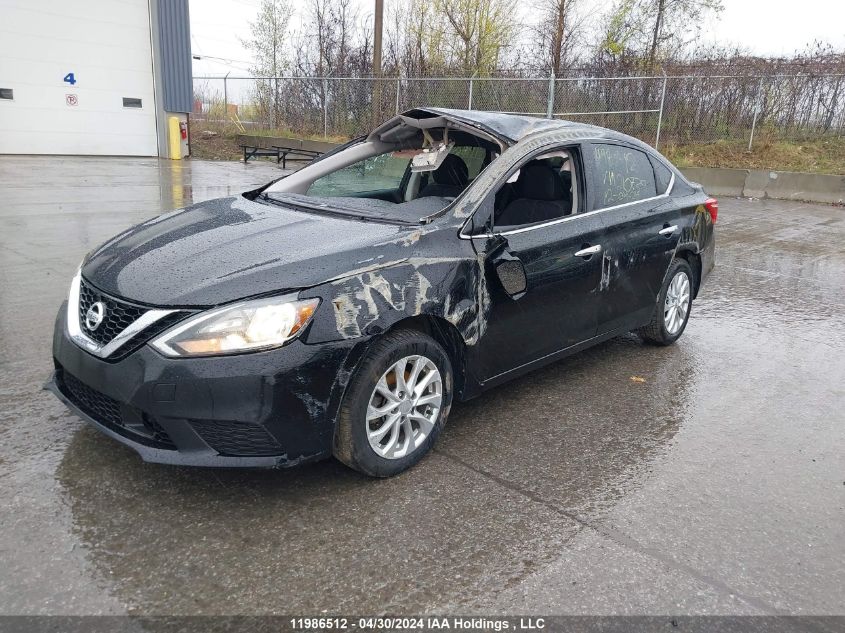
[82,195,409,306]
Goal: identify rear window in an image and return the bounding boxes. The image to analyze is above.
[591,144,657,209]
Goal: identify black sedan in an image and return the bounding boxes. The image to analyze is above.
[47,108,716,477]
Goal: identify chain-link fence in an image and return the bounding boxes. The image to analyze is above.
[192,73,845,149]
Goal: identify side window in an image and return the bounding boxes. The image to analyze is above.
[307,152,409,197]
[591,144,657,210]
[493,148,578,230]
[650,156,673,194]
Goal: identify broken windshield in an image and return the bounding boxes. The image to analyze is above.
[307,151,412,198]
[262,128,497,222]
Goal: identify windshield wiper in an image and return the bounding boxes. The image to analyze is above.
[259,194,417,226]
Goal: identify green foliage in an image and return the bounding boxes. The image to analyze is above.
[600,0,637,58]
[598,0,724,66]
[396,0,516,75]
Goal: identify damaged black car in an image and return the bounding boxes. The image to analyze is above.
[47,108,716,477]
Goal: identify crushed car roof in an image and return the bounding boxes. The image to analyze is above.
[404,107,663,156]
[370,107,576,146]
[416,107,571,142]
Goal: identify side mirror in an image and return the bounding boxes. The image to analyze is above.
[486,235,527,300]
[496,256,527,299]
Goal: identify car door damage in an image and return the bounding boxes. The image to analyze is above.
[486,235,528,300]
[307,249,492,348]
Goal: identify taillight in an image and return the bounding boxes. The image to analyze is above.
[704,197,718,224]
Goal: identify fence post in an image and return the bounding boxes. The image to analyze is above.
[395,76,400,114]
[546,71,555,118]
[273,76,280,128]
[655,70,667,150]
[323,77,328,139]
[468,71,476,110]
[748,76,765,151]
[223,72,229,121]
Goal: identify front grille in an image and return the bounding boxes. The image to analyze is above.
[78,279,145,346]
[109,311,189,360]
[61,370,123,427]
[75,278,191,359]
[57,367,176,450]
[190,419,283,456]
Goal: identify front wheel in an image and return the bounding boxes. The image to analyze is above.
[638,258,694,346]
[333,329,453,477]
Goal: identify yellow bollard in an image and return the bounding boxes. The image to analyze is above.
[168,116,181,160]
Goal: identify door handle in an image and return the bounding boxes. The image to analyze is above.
[574,244,602,257]
[659,225,678,236]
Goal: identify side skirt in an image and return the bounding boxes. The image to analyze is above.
[476,322,647,393]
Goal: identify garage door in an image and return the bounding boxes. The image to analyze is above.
[0,0,158,156]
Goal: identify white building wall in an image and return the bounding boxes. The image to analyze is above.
[0,0,159,156]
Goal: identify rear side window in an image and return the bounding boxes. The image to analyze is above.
[650,156,673,193]
[591,144,656,209]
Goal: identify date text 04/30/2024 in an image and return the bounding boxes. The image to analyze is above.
[289,617,547,630]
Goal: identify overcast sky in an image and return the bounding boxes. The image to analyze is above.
[190,0,845,76]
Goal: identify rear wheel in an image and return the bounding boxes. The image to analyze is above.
[334,329,453,477]
[638,258,693,346]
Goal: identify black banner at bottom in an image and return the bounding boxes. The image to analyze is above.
[0,617,842,633]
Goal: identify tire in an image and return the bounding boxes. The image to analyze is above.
[638,258,694,346]
[333,329,453,477]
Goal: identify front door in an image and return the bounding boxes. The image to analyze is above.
[474,147,605,381]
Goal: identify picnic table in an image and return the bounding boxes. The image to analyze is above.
[237,135,339,168]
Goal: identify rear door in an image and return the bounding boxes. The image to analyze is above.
[585,143,685,332]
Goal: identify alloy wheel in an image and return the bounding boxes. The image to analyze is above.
[366,355,443,460]
[664,270,691,335]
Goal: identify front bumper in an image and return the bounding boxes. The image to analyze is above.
[49,302,361,468]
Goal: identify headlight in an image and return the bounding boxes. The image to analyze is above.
[150,296,320,357]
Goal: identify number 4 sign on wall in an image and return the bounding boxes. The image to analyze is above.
[63,73,76,85]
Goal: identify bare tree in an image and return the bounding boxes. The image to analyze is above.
[641,0,723,70]
[242,0,294,126]
[531,0,587,75]
[434,0,516,74]
[285,0,381,132]
[294,0,364,76]
[384,0,447,76]
[233,0,845,145]
[594,0,722,71]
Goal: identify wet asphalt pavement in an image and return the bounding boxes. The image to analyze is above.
[0,156,842,616]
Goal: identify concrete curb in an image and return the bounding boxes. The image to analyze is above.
[681,167,845,205]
